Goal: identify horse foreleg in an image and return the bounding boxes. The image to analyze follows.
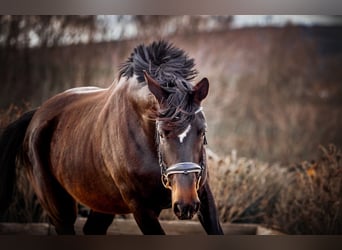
[198,182,224,235]
[132,208,165,235]
[83,210,115,235]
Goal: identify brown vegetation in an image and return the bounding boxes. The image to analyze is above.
[1,26,341,163]
[208,144,342,234]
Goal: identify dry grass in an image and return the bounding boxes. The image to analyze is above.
[209,144,342,234]
[269,145,342,234]
[0,166,47,223]
[0,104,29,129]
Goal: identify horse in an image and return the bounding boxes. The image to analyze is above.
[0,40,223,235]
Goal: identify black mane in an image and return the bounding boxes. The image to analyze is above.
[119,40,198,87]
[120,41,201,134]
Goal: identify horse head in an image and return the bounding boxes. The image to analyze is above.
[144,71,209,220]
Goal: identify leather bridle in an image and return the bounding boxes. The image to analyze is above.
[156,107,207,190]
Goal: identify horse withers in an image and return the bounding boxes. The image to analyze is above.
[0,41,223,235]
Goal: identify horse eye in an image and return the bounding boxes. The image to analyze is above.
[160,130,170,139]
[198,129,206,136]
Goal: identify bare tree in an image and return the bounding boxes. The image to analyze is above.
[0,15,98,48]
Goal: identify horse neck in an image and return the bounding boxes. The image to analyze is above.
[105,76,158,145]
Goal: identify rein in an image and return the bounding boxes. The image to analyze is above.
[156,107,207,190]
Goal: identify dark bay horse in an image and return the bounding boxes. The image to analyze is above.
[0,41,223,235]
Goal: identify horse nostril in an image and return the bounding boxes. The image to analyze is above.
[193,201,200,212]
[173,202,182,216]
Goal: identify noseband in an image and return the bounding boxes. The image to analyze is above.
[161,162,204,190]
[156,107,207,190]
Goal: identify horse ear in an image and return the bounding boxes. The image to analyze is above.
[144,70,167,103]
[193,77,209,104]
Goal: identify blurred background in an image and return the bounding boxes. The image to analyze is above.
[1,15,342,234]
[1,15,342,163]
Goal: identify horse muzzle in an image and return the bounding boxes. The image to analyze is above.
[162,162,202,220]
[173,200,200,220]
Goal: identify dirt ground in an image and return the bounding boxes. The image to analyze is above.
[0,218,283,235]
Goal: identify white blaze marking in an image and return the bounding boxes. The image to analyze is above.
[178,125,191,143]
